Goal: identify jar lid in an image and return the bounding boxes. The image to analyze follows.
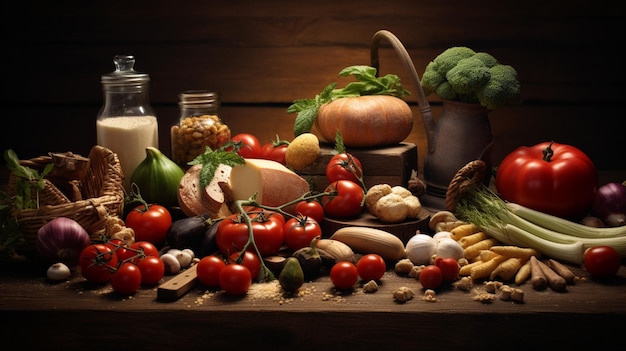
[179,90,219,105]
[101,55,150,86]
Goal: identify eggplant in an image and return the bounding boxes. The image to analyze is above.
[197,220,221,258]
[166,213,212,250]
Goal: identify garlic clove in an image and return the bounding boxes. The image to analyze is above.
[47,262,71,281]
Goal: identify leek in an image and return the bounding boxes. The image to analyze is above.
[455,186,626,264]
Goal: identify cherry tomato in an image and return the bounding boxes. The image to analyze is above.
[219,263,252,295]
[105,238,132,261]
[137,256,165,285]
[294,200,325,224]
[419,265,443,289]
[79,243,118,284]
[127,241,160,264]
[197,255,227,288]
[111,262,142,295]
[326,153,363,185]
[283,215,322,252]
[330,261,359,290]
[322,180,364,219]
[583,246,622,278]
[356,254,386,282]
[216,210,285,257]
[125,204,173,245]
[229,250,261,280]
[261,136,289,165]
[230,133,262,158]
[434,257,460,282]
[496,141,598,220]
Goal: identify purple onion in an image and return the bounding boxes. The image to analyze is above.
[591,182,626,227]
[36,217,91,265]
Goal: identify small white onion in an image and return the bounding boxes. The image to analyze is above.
[434,237,464,261]
[47,262,71,281]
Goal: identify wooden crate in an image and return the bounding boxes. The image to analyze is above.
[297,142,418,192]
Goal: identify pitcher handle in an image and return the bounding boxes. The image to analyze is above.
[370,30,436,153]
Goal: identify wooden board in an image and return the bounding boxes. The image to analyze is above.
[321,208,430,244]
[157,264,198,302]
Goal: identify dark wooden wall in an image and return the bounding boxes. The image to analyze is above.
[2,0,624,173]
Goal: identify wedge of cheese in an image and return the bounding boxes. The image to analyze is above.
[230,158,310,213]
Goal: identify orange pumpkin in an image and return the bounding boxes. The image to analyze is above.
[315,95,413,148]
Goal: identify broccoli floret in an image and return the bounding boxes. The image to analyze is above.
[473,52,499,68]
[433,47,476,76]
[476,65,520,110]
[446,57,490,94]
[420,46,520,109]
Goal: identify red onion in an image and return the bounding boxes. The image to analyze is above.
[591,182,626,227]
[36,217,91,265]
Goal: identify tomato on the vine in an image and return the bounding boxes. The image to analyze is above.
[419,265,443,289]
[326,153,363,185]
[215,210,285,257]
[283,215,322,252]
[125,204,173,245]
[261,135,289,165]
[294,200,325,224]
[583,246,622,278]
[230,133,262,158]
[330,261,359,290]
[495,141,598,220]
[111,262,142,295]
[219,263,252,295]
[79,243,118,284]
[356,254,386,282]
[197,255,227,288]
[123,241,160,264]
[229,250,261,279]
[322,180,364,219]
[137,256,165,285]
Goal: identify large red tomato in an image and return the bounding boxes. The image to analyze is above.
[495,141,598,220]
[215,210,285,257]
[321,180,364,219]
[125,204,172,245]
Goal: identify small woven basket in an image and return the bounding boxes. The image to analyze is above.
[6,145,125,254]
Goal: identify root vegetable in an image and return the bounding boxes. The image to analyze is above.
[529,256,547,290]
[284,133,320,170]
[514,261,532,285]
[548,258,576,284]
[463,238,498,260]
[458,231,489,248]
[470,255,507,280]
[450,223,480,240]
[489,246,538,262]
[536,258,567,292]
[489,257,522,281]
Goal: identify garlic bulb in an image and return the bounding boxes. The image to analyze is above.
[405,234,436,265]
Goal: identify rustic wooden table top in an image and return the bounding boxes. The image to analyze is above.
[1,259,624,350]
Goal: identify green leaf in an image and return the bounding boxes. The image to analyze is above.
[188,147,244,189]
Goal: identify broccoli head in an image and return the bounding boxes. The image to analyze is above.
[420,46,520,110]
[476,64,521,110]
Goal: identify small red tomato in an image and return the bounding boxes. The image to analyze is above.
[125,204,173,245]
[137,256,165,285]
[330,261,359,290]
[79,243,118,284]
[283,215,322,252]
[434,257,460,282]
[419,265,443,289]
[111,262,142,295]
[294,200,325,224]
[583,246,622,278]
[261,136,289,165]
[229,250,262,280]
[356,254,386,282]
[219,263,252,295]
[326,153,363,185]
[322,180,364,219]
[197,255,227,288]
[229,133,262,158]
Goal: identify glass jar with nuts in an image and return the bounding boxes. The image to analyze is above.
[171,90,231,168]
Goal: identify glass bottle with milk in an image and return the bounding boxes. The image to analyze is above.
[96,55,159,192]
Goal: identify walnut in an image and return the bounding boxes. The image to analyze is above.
[363,280,379,293]
[394,258,414,274]
[421,289,438,302]
[393,286,415,303]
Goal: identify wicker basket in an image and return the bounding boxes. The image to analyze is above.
[6,145,125,253]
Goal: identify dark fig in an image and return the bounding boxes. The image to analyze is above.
[292,236,323,280]
[278,257,305,293]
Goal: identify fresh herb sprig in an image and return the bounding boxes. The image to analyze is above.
[188,145,245,189]
[287,65,411,136]
[3,149,53,210]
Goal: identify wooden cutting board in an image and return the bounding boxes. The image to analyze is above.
[157,263,198,302]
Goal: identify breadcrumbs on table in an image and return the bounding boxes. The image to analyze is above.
[247,280,316,304]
